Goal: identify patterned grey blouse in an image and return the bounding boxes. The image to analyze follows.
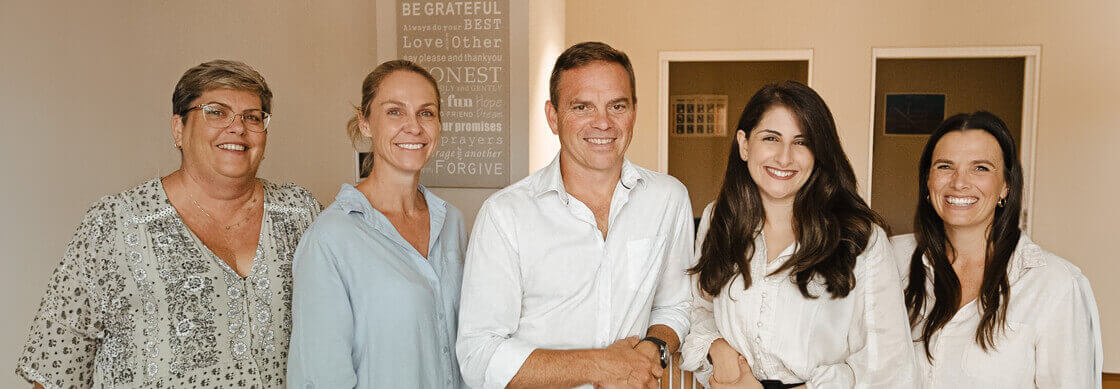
[16,178,320,389]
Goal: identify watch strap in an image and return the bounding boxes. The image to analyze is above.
[641,336,669,369]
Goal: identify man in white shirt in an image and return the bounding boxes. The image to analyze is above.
[456,41,694,388]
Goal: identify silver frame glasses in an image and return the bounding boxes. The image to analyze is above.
[184,103,272,132]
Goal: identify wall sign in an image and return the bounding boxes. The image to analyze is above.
[397,0,511,188]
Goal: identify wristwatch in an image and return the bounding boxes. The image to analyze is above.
[641,336,669,369]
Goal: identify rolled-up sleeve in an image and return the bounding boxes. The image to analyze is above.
[1034,268,1102,388]
[286,228,358,388]
[16,202,110,389]
[833,228,916,388]
[456,202,534,389]
[648,186,694,342]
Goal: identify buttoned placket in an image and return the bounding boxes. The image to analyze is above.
[560,178,635,348]
[238,247,266,383]
[750,234,797,379]
[563,195,613,347]
[751,243,771,375]
[365,197,456,387]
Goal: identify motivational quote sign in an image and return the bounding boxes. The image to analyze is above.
[398,0,510,188]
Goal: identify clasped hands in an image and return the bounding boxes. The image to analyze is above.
[592,336,663,389]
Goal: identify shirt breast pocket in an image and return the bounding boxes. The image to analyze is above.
[961,320,1034,380]
[625,235,666,292]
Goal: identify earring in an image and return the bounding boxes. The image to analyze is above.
[997,197,1006,207]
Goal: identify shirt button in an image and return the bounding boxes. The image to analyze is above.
[443,346,450,354]
[761,291,767,298]
[756,321,762,328]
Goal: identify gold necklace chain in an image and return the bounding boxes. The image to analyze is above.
[185,181,260,247]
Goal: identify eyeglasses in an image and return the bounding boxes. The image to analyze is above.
[184,103,271,132]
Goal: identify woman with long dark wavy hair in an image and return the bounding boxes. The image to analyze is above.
[679,81,915,388]
[892,111,1101,388]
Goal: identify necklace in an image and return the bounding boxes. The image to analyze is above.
[185,181,261,247]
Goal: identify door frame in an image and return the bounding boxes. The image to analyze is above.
[657,49,814,173]
[866,46,1041,233]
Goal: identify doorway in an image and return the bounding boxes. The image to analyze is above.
[866,47,1040,235]
[659,50,812,218]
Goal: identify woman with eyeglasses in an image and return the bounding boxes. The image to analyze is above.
[16,60,321,388]
[679,81,915,388]
[893,111,1101,388]
[286,60,466,388]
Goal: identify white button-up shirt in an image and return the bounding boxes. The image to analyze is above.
[681,203,916,388]
[456,155,694,389]
[890,233,1102,389]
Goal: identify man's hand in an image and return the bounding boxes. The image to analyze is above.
[592,336,662,388]
[634,339,662,368]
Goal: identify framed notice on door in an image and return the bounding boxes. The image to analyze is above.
[671,94,728,137]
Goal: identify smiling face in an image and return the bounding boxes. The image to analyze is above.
[927,129,1009,232]
[172,88,267,182]
[738,105,815,205]
[546,61,636,175]
[360,70,441,176]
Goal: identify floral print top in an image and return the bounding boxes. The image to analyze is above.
[16,178,320,389]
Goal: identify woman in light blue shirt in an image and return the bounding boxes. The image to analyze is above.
[287,60,466,388]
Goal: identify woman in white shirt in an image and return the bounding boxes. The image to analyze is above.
[680,81,916,388]
[892,111,1101,388]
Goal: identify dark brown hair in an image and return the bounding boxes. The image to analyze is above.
[172,59,272,123]
[690,81,884,299]
[347,60,441,173]
[905,111,1023,359]
[548,41,636,105]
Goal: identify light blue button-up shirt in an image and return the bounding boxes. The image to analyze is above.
[287,184,466,388]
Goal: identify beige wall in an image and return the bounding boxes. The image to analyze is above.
[668,61,808,215]
[566,0,1120,371]
[871,58,1024,234]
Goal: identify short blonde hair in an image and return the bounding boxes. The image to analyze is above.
[172,60,272,122]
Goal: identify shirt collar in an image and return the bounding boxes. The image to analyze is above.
[753,229,800,271]
[334,182,448,256]
[334,183,446,223]
[919,232,1045,285]
[1007,233,1046,284]
[333,183,372,214]
[531,153,645,203]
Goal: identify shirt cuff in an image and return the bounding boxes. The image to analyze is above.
[805,363,854,389]
[679,332,719,387]
[649,309,690,345]
[483,337,537,389]
[692,358,714,388]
